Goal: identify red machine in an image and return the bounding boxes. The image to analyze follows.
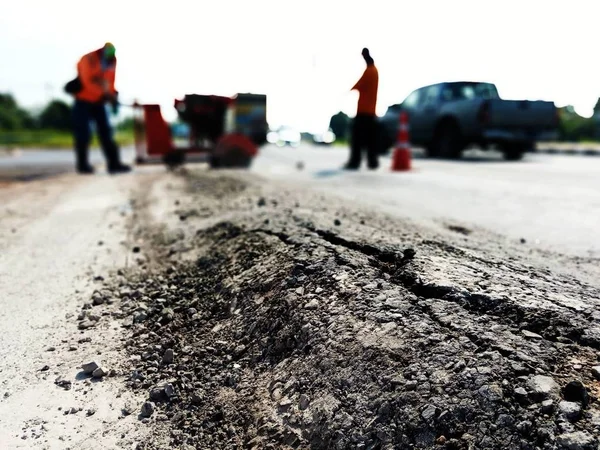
[133,93,268,168]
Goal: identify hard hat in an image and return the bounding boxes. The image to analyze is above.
[104,42,116,59]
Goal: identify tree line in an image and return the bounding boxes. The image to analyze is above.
[0,93,134,132]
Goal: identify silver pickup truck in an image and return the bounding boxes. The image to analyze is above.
[379,81,559,160]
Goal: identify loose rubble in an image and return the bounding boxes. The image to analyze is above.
[98,171,600,449]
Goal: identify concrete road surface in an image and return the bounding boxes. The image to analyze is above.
[0,148,135,181]
[251,144,600,258]
[1,144,598,258]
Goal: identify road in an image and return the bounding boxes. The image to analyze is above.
[251,144,600,258]
[0,148,135,181]
[1,144,599,258]
[0,146,599,447]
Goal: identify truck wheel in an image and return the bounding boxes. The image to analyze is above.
[502,144,526,161]
[433,122,463,159]
[163,149,186,169]
[210,133,256,169]
[209,145,252,169]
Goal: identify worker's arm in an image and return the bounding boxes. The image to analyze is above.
[107,60,117,97]
[351,69,367,92]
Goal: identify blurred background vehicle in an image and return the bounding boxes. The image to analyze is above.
[267,126,301,147]
[379,81,560,160]
[311,128,336,145]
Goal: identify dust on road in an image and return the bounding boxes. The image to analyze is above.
[0,174,148,449]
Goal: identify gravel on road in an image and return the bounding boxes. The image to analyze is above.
[83,168,600,450]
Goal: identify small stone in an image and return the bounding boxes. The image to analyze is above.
[54,379,72,390]
[478,384,503,401]
[334,219,341,226]
[436,436,447,445]
[422,405,437,421]
[65,407,79,415]
[517,420,532,435]
[562,380,589,406]
[558,401,582,422]
[278,397,293,412]
[592,366,600,381]
[315,287,324,294]
[92,292,105,306]
[257,197,266,207]
[46,347,56,352]
[520,238,526,244]
[160,309,174,324]
[162,349,174,365]
[86,408,96,417]
[191,393,203,405]
[514,387,528,400]
[299,394,310,411]
[140,402,155,418]
[403,248,416,260]
[557,431,596,450]
[541,400,555,414]
[522,330,543,340]
[573,364,582,371]
[164,383,176,398]
[304,299,319,310]
[92,367,107,379]
[270,388,282,401]
[149,387,165,401]
[405,380,418,391]
[132,246,141,253]
[527,375,559,400]
[78,320,95,330]
[81,362,99,375]
[295,287,305,295]
[40,365,50,372]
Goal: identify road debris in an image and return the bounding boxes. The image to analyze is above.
[99,170,600,449]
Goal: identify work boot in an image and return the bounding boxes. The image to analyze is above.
[342,162,360,171]
[108,163,132,175]
[77,164,95,175]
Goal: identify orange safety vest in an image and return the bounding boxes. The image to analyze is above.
[75,49,117,103]
[352,64,379,116]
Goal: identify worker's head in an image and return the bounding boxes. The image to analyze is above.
[103,42,116,62]
[362,47,374,65]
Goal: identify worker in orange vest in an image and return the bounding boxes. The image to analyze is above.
[345,48,379,170]
[70,43,131,174]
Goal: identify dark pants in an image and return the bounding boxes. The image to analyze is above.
[72,100,121,170]
[348,114,378,169]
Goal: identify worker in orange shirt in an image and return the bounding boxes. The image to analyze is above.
[345,48,379,170]
[69,43,131,174]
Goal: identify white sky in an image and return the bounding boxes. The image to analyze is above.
[1,0,598,132]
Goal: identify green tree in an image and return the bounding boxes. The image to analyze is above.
[39,100,72,130]
[557,105,596,142]
[329,111,350,140]
[593,98,600,115]
[0,93,34,130]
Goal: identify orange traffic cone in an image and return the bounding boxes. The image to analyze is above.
[391,111,412,171]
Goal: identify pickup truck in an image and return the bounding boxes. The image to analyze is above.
[379,81,559,160]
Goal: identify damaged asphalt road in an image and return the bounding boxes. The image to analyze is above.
[77,168,600,450]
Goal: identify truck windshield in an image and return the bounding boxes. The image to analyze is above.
[442,83,499,101]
